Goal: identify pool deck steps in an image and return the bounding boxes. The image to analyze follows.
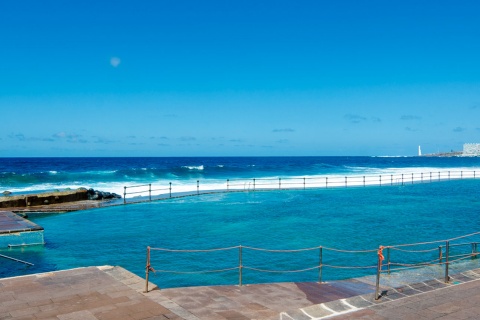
[2,266,480,319]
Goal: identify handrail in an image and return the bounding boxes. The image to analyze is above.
[124,169,478,204]
[144,230,480,300]
[0,253,34,266]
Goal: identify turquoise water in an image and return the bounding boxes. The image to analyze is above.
[2,179,480,288]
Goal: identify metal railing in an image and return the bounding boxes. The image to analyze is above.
[124,170,477,204]
[144,231,480,301]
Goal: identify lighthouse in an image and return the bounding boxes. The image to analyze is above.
[418,145,422,156]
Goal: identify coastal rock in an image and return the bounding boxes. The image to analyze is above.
[86,189,122,200]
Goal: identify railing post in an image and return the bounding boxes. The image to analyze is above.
[326,177,328,188]
[227,179,229,191]
[401,174,404,186]
[149,184,152,201]
[169,182,172,198]
[197,180,199,195]
[421,172,423,183]
[303,177,306,190]
[445,241,450,283]
[345,176,347,188]
[461,171,463,179]
[387,247,391,274]
[253,178,256,191]
[430,172,432,183]
[379,175,382,186]
[123,186,126,204]
[375,246,382,300]
[390,174,393,186]
[145,246,151,293]
[448,171,450,180]
[279,178,281,189]
[363,176,365,187]
[239,245,243,286]
[319,246,323,283]
[411,173,414,184]
[439,245,442,263]
[438,171,440,181]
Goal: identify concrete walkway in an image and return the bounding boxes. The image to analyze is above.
[2,266,480,319]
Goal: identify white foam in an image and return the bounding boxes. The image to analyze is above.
[182,165,204,171]
[3,167,480,199]
[117,167,480,198]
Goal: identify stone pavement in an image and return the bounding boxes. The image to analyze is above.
[330,277,480,319]
[2,266,480,319]
[0,266,375,320]
[0,266,179,320]
[280,268,480,319]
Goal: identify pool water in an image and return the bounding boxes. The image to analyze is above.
[2,179,480,288]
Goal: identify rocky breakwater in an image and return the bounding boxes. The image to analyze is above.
[84,188,122,201]
[0,188,122,209]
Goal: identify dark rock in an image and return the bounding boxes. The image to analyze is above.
[86,189,122,200]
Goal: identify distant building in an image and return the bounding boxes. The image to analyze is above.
[463,143,480,157]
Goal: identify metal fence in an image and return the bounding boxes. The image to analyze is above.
[124,170,478,204]
[144,231,480,301]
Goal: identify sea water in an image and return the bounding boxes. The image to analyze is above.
[1,157,480,288]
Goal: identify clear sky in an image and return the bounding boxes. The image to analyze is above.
[1,0,479,157]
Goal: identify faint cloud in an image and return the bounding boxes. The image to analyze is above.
[470,104,480,110]
[110,57,121,68]
[53,132,66,138]
[158,143,170,147]
[371,117,381,123]
[126,135,136,139]
[453,127,465,133]
[229,139,243,143]
[180,136,196,142]
[344,114,367,124]
[261,145,274,148]
[405,127,419,132]
[276,139,289,144]
[53,132,85,143]
[401,115,422,120]
[9,133,26,141]
[272,128,295,133]
[9,133,54,142]
[92,136,115,144]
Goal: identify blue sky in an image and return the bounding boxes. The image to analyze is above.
[0,0,479,157]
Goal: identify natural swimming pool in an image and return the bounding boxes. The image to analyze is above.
[2,179,480,288]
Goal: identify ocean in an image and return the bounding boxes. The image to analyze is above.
[1,156,480,288]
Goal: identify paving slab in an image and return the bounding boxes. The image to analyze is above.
[3,266,480,319]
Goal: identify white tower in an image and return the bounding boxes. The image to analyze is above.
[418,145,422,156]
